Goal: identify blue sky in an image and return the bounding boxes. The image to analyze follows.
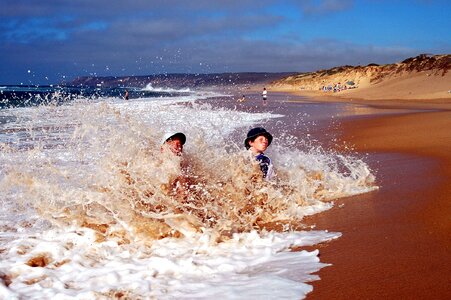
[0,0,450,84]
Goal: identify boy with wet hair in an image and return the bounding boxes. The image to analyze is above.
[244,127,274,180]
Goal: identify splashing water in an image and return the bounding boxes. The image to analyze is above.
[0,91,376,298]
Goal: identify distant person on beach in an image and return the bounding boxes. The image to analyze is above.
[262,88,268,106]
[262,87,267,101]
[237,95,246,103]
[245,127,274,180]
[124,90,129,100]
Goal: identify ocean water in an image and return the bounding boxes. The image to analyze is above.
[0,84,191,109]
[0,86,376,299]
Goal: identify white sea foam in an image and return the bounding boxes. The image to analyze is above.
[0,221,340,299]
[141,83,192,93]
[0,92,376,299]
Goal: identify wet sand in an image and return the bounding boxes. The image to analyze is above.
[201,92,450,299]
[304,102,451,299]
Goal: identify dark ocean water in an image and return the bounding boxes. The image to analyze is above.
[0,85,190,109]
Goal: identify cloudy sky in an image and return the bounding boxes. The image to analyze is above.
[1,0,450,84]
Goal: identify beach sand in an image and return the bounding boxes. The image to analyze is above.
[205,90,450,298]
[302,100,451,299]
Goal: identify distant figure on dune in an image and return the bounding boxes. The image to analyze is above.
[262,87,268,105]
[124,90,129,100]
[237,95,246,103]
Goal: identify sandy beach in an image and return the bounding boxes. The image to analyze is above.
[299,97,451,299]
[222,87,451,299]
[264,91,451,298]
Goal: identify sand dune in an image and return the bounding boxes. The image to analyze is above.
[331,71,450,100]
[270,54,451,100]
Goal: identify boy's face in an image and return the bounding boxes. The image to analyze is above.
[249,135,269,153]
[165,137,183,156]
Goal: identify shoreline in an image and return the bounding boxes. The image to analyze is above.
[261,87,451,109]
[200,89,450,298]
[290,92,451,299]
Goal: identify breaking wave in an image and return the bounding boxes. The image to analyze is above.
[0,92,376,298]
